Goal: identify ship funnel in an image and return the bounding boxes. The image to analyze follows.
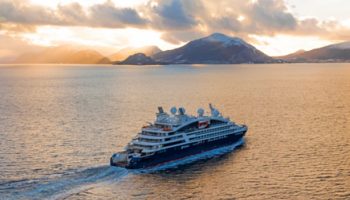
[179,107,186,115]
[158,106,164,114]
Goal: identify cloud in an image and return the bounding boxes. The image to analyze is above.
[88,1,148,28]
[0,1,61,25]
[148,0,198,30]
[250,0,297,31]
[57,3,88,25]
[148,0,350,44]
[160,30,206,44]
[0,0,349,45]
[0,0,148,29]
[143,0,301,43]
[0,23,36,32]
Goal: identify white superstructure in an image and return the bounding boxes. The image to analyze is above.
[111,104,247,169]
[126,104,245,156]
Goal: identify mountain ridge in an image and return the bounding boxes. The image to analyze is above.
[152,33,274,64]
[7,33,350,65]
[109,46,161,62]
[14,46,111,64]
[115,53,163,65]
[277,41,350,62]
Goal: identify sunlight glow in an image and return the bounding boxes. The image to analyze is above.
[237,16,245,22]
[250,34,335,56]
[20,26,178,54]
[1,0,349,59]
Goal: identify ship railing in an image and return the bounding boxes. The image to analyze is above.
[133,140,161,146]
[140,131,166,137]
[137,138,162,143]
[185,124,232,136]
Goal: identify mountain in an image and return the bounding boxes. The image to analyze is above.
[14,46,110,64]
[109,46,161,62]
[278,41,350,62]
[116,53,162,65]
[276,49,306,60]
[152,33,273,64]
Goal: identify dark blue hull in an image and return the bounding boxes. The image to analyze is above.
[111,128,247,169]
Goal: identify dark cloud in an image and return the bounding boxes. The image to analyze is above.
[146,0,299,43]
[57,3,87,25]
[89,1,148,27]
[250,0,297,31]
[149,0,198,30]
[149,0,350,43]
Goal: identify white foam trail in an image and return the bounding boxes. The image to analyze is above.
[50,166,128,200]
[7,165,128,200]
[135,138,245,173]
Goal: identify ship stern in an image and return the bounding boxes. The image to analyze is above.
[110,152,128,168]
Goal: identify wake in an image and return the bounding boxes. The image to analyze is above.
[0,165,128,200]
[0,138,244,200]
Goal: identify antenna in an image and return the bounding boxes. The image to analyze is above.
[158,106,164,114]
[209,103,220,117]
[209,103,214,112]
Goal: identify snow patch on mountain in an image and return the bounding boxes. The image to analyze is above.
[201,33,249,47]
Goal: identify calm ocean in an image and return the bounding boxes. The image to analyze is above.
[0,63,349,199]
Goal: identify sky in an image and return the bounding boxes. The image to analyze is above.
[1,0,350,61]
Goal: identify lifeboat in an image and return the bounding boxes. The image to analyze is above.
[198,120,209,129]
[163,127,172,131]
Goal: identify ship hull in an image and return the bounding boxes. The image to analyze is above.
[111,128,247,169]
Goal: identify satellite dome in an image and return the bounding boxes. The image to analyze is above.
[197,108,204,116]
[170,107,177,115]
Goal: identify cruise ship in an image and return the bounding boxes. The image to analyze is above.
[110,104,247,169]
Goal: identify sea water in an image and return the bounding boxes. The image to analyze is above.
[0,63,349,199]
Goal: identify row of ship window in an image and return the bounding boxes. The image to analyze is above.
[138,135,182,143]
[136,126,234,147]
[141,131,167,137]
[141,124,231,138]
[134,129,233,150]
[160,129,233,149]
[138,138,161,143]
[187,125,231,136]
[138,125,231,143]
[189,129,232,141]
